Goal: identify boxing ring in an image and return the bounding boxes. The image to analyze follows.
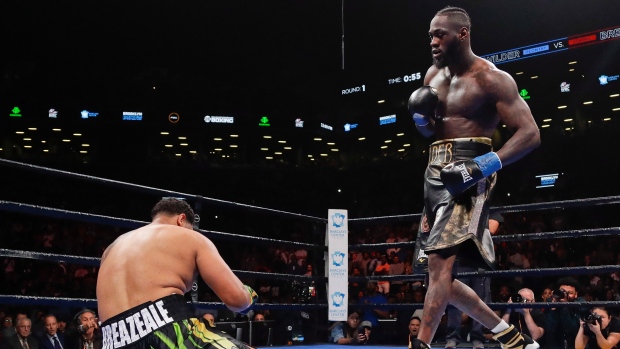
[1,157,620,348]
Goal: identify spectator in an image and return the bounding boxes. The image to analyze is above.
[575,307,620,349]
[502,288,545,341]
[407,316,421,344]
[38,315,66,349]
[253,313,265,322]
[358,281,389,336]
[375,255,390,294]
[2,316,14,340]
[541,288,553,302]
[4,318,39,349]
[328,311,366,345]
[544,277,584,349]
[202,313,216,326]
[389,256,405,291]
[66,310,101,349]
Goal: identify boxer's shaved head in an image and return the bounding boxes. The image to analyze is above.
[435,6,471,31]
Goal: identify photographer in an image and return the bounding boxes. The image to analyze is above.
[545,277,584,349]
[501,288,545,341]
[328,311,368,345]
[575,307,620,349]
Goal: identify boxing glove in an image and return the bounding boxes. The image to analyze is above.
[408,86,438,126]
[238,285,258,315]
[440,152,502,196]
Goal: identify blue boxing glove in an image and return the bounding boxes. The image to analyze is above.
[238,285,258,315]
[408,86,438,126]
[440,152,502,196]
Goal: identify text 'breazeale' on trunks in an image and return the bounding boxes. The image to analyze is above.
[102,300,174,349]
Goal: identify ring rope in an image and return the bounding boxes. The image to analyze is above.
[2,295,619,312]
[348,195,620,224]
[0,201,322,249]
[492,227,620,242]
[0,249,322,281]
[0,158,325,222]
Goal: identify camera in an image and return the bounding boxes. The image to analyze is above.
[511,293,524,303]
[552,289,568,300]
[581,312,603,327]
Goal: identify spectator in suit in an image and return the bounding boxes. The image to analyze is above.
[4,318,39,349]
[66,310,101,349]
[38,315,65,349]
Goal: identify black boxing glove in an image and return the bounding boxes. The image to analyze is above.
[408,86,438,126]
[440,152,502,196]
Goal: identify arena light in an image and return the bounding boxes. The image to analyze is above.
[331,149,339,152]
[230,135,239,137]
[28,128,37,131]
[178,136,187,140]
[274,152,282,155]
[266,156,273,160]
[24,145,32,149]
[564,119,573,122]
[583,101,593,105]
[381,145,388,149]
[278,140,286,143]
[384,140,392,143]
[261,148,268,151]
[613,107,620,111]
[230,145,238,148]
[62,139,71,142]
[404,144,411,147]
[320,154,328,157]
[41,140,46,144]
[43,149,48,153]
[284,147,292,150]
[180,143,188,146]
[189,151,197,154]
[358,137,366,141]
[263,135,272,139]
[23,138,31,141]
[214,138,222,141]
[565,127,571,130]
[378,100,385,104]
[160,132,169,135]
[398,149,405,152]
[542,125,550,128]
[569,61,577,64]
[307,155,313,158]
[73,133,82,136]
[53,128,61,131]
[569,68,575,72]
[558,105,567,109]
[80,150,88,154]
[175,154,182,157]
[327,142,335,145]
[531,76,538,79]
[610,94,619,98]
[515,72,524,75]
[16,131,24,134]
[604,118,611,121]
[543,119,552,122]
[314,138,322,141]
[397,133,404,136]
[310,158,315,161]
[214,148,222,151]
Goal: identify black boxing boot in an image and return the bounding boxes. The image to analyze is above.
[409,337,430,349]
[492,324,539,349]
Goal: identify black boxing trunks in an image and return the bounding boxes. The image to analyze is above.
[414,137,496,269]
[101,294,253,349]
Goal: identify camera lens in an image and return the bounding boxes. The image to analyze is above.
[511,293,523,303]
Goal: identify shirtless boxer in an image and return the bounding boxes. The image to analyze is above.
[408,6,541,349]
[96,198,257,349]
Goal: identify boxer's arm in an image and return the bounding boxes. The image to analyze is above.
[194,235,254,312]
[481,69,541,166]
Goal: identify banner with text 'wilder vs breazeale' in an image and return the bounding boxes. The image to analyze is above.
[327,209,348,321]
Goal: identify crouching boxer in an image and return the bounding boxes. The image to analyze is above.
[97,198,258,349]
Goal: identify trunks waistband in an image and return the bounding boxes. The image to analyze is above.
[101,294,194,349]
[428,137,493,165]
